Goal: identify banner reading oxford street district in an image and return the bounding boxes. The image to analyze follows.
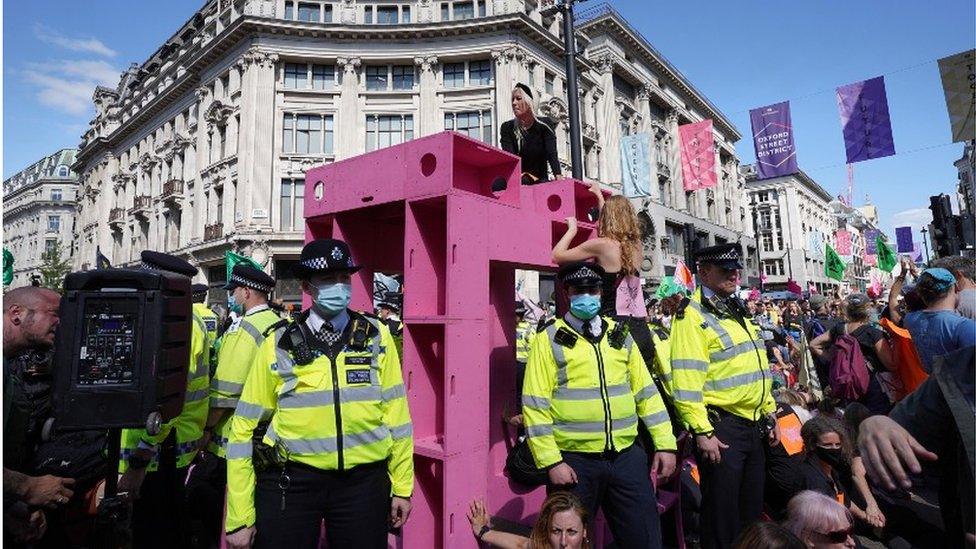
[938,49,976,143]
[836,76,896,164]
[620,133,653,198]
[749,101,798,179]
[679,119,717,191]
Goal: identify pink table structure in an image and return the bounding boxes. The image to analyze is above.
[303,131,605,548]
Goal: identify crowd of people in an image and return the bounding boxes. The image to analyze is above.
[2,83,974,549]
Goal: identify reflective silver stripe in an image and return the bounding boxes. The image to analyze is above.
[390,423,413,440]
[345,425,390,449]
[674,389,703,402]
[526,424,553,437]
[522,394,551,410]
[710,341,758,362]
[553,382,631,401]
[279,386,382,408]
[275,343,299,394]
[211,379,244,394]
[239,320,266,347]
[193,315,208,340]
[188,353,209,381]
[556,414,637,433]
[279,436,338,454]
[704,369,771,392]
[687,300,734,348]
[642,410,671,427]
[672,359,709,372]
[235,401,266,420]
[369,325,383,386]
[225,441,252,459]
[546,325,569,387]
[185,388,209,403]
[382,384,406,402]
[341,385,382,403]
[634,384,659,402]
[211,396,239,409]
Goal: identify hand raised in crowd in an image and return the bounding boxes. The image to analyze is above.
[390,496,412,528]
[857,415,938,490]
[651,452,677,482]
[695,434,729,464]
[21,474,75,508]
[466,498,491,537]
[548,462,578,486]
[226,525,256,549]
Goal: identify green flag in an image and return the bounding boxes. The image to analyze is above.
[825,243,846,281]
[876,235,897,273]
[225,251,263,282]
[3,248,13,286]
[655,276,688,299]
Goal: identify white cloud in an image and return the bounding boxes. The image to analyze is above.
[23,59,120,115]
[887,207,933,243]
[33,24,116,57]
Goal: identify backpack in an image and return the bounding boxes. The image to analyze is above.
[829,326,872,401]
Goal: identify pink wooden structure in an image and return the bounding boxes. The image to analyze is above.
[303,131,605,548]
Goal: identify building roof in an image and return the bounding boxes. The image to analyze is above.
[742,165,834,203]
[3,149,78,193]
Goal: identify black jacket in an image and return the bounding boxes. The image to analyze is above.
[499,117,562,182]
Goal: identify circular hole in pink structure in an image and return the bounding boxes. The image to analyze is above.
[420,153,437,177]
[547,194,562,212]
[314,181,324,200]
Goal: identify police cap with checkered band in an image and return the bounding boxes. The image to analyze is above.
[224,265,276,294]
[557,261,606,289]
[694,243,744,270]
[292,238,362,280]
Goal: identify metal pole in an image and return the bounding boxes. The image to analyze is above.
[560,0,584,180]
[921,227,931,263]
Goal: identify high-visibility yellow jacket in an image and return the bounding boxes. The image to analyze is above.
[669,288,774,435]
[208,305,280,457]
[193,302,219,341]
[522,316,677,469]
[120,310,211,472]
[225,310,413,532]
[648,323,674,398]
[515,319,533,363]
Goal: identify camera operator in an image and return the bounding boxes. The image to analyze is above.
[3,286,75,543]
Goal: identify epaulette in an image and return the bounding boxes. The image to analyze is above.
[674,297,691,320]
[536,318,556,333]
[263,319,291,338]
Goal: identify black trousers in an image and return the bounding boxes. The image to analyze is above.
[130,466,190,549]
[695,413,765,549]
[185,452,227,549]
[255,461,391,549]
[551,444,663,548]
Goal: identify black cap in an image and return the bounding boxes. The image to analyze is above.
[557,261,605,288]
[191,283,209,296]
[694,243,744,270]
[292,239,361,280]
[376,290,402,313]
[514,82,533,99]
[141,250,198,277]
[225,265,276,294]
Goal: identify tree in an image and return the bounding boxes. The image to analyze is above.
[38,240,72,292]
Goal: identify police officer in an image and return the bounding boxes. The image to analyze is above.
[225,239,413,549]
[192,283,219,341]
[118,251,212,549]
[647,279,690,399]
[187,266,279,548]
[669,244,777,549]
[522,261,677,547]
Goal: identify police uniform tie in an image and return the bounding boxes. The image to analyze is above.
[318,321,342,347]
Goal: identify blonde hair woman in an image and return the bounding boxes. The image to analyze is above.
[467,493,590,549]
[499,83,562,185]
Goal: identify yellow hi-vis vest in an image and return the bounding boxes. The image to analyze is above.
[515,319,533,363]
[208,306,280,457]
[669,288,775,435]
[119,310,211,472]
[522,317,677,469]
[648,323,674,398]
[225,310,414,532]
[193,302,219,341]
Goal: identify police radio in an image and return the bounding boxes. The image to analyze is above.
[50,269,192,434]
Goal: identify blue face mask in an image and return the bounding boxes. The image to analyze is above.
[569,293,601,320]
[227,293,243,315]
[315,282,352,316]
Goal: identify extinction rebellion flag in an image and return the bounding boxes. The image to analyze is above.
[825,243,846,282]
[876,234,897,273]
[749,101,798,179]
[678,120,717,191]
[836,76,896,164]
[938,49,976,143]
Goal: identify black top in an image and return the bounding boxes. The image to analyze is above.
[798,455,853,507]
[499,117,561,182]
[600,271,619,317]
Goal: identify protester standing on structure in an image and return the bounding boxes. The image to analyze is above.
[500,83,562,185]
[669,243,777,549]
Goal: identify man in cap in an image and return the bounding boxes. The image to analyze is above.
[186,265,279,548]
[118,251,212,549]
[225,239,413,549]
[521,261,676,547]
[669,243,776,549]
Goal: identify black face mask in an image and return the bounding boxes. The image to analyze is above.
[815,446,845,469]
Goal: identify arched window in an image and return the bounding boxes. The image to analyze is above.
[57,166,70,177]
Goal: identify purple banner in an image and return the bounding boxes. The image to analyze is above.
[836,76,896,163]
[750,101,798,179]
[895,226,914,253]
[911,242,923,262]
[865,229,880,254]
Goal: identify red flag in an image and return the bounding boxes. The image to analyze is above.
[786,279,802,296]
[679,120,717,191]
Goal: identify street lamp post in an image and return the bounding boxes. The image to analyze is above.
[551,0,585,180]
[921,227,931,264]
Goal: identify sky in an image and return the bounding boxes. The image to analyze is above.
[4,0,974,248]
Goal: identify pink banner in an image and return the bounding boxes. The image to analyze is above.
[835,230,852,255]
[863,253,877,266]
[679,119,717,191]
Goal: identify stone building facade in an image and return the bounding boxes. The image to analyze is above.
[828,199,888,293]
[3,149,79,287]
[72,0,754,306]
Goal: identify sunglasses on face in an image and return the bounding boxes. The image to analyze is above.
[817,528,853,543]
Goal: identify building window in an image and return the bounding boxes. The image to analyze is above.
[444,110,493,145]
[297,2,320,21]
[453,1,475,19]
[280,178,306,231]
[284,63,306,88]
[45,239,57,255]
[544,71,555,95]
[762,233,773,252]
[282,113,334,155]
[440,0,482,20]
[284,0,294,19]
[469,60,492,86]
[312,64,335,90]
[443,63,465,88]
[402,5,411,22]
[365,66,388,91]
[376,5,398,23]
[759,209,771,229]
[366,114,414,151]
[47,215,61,232]
[391,65,414,90]
[51,188,63,201]
[57,166,70,177]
